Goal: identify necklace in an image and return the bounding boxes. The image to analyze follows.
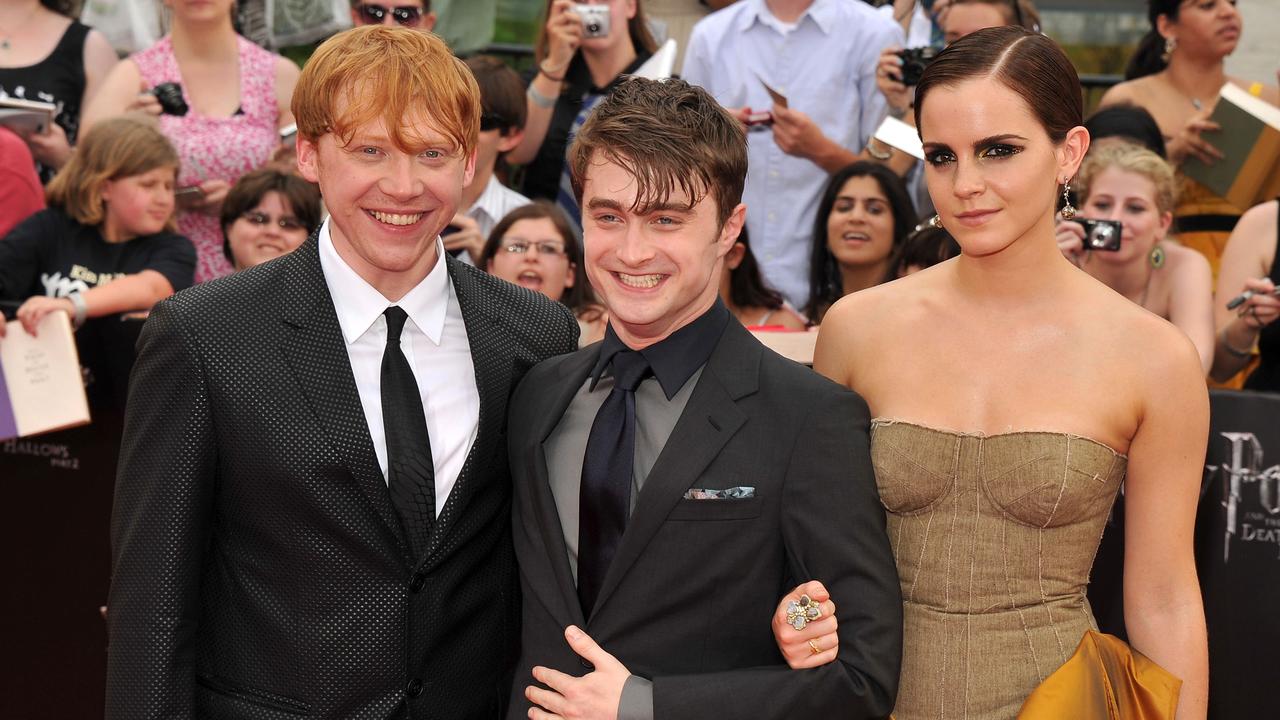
[0,3,40,52]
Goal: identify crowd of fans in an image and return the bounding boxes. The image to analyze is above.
[2,0,1279,392]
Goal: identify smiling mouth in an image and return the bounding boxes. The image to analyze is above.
[616,272,665,289]
[367,209,424,226]
[841,231,870,242]
[516,271,543,286]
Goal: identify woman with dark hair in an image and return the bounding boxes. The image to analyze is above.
[507,0,657,216]
[220,168,322,270]
[480,200,607,345]
[1084,103,1167,158]
[798,26,1207,719]
[1100,0,1277,275]
[806,161,916,324]
[0,0,119,181]
[719,227,807,330]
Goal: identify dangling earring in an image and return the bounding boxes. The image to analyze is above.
[1161,36,1177,63]
[1149,246,1166,269]
[1059,180,1077,220]
[929,214,944,229]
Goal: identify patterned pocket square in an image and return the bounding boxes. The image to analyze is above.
[683,486,756,500]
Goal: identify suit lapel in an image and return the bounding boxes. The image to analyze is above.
[590,323,761,618]
[528,347,599,630]
[279,236,409,554]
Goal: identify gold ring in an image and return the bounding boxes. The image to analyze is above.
[808,640,823,655]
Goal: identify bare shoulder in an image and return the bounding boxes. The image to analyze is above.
[1098,77,1148,108]
[1164,241,1212,279]
[1228,76,1280,106]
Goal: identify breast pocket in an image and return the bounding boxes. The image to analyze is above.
[666,496,763,521]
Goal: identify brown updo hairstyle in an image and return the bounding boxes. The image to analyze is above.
[914,25,1083,145]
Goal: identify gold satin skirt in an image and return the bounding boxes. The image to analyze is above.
[1017,631,1181,719]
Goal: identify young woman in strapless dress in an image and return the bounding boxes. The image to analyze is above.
[797,26,1208,720]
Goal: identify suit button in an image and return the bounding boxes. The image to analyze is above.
[406,678,423,697]
[409,572,426,593]
[579,658,594,670]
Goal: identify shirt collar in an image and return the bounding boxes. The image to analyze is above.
[317,217,451,346]
[589,299,731,400]
[740,0,834,35]
[467,175,505,226]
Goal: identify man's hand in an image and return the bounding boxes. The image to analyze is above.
[526,625,631,720]
[876,46,912,118]
[771,105,832,161]
[443,213,485,264]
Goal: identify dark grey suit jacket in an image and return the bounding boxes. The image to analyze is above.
[107,236,578,719]
[507,321,902,719]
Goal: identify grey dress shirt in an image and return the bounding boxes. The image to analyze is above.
[542,302,730,720]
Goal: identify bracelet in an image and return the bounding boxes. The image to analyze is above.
[1220,327,1254,359]
[538,60,569,83]
[67,291,87,329]
[527,84,556,109]
[866,138,893,161]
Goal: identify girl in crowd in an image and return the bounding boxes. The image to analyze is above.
[508,0,656,214]
[805,162,916,324]
[220,168,322,271]
[0,117,194,337]
[83,0,300,283]
[805,27,1207,719]
[1101,0,1278,274]
[479,201,607,346]
[0,0,118,180]
[883,223,960,280]
[1057,142,1214,373]
[719,228,807,330]
[1211,199,1280,391]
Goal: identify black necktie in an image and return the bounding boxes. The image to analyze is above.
[578,350,651,618]
[381,306,435,558]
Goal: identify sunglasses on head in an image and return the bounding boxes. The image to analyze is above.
[358,3,425,27]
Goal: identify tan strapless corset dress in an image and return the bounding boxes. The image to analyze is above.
[870,420,1127,720]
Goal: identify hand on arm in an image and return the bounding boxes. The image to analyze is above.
[527,626,632,720]
[772,580,839,669]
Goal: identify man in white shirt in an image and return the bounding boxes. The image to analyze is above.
[107,26,578,720]
[683,0,903,309]
[446,55,532,265]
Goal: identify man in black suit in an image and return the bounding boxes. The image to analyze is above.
[508,77,902,720]
[106,27,577,719]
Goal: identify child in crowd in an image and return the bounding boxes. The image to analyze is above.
[0,117,195,338]
[478,200,606,346]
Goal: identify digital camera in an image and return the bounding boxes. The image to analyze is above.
[150,82,189,116]
[1078,218,1123,252]
[896,46,939,87]
[573,3,611,39]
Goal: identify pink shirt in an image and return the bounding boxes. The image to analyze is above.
[133,35,280,283]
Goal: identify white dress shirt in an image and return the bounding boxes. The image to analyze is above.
[683,0,903,308]
[317,218,480,517]
[456,175,531,267]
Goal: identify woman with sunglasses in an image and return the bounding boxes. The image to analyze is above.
[82,0,301,285]
[349,0,436,30]
[507,0,658,219]
[220,168,322,271]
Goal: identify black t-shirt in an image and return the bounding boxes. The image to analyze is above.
[0,21,89,183]
[0,208,196,305]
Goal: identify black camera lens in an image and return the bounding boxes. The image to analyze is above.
[151,82,189,117]
[586,22,601,33]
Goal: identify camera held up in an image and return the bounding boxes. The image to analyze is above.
[1078,219,1123,252]
[572,3,611,39]
[896,47,939,87]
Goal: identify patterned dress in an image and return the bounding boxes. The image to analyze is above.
[132,35,280,283]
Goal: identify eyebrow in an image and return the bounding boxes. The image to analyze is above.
[921,134,1030,154]
[585,197,694,214]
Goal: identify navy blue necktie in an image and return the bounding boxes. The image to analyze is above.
[381,306,435,558]
[577,350,651,618]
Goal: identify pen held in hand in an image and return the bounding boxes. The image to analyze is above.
[1225,287,1280,311]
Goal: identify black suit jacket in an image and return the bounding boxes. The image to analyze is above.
[107,236,578,719]
[507,321,902,719]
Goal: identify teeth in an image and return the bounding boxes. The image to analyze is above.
[843,233,869,241]
[618,273,663,289]
[369,210,422,226]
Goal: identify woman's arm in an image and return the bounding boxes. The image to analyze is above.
[82,29,121,111]
[1123,328,1209,720]
[274,56,301,129]
[1165,246,1214,374]
[1210,202,1279,381]
[80,59,161,134]
[12,269,176,336]
[507,0,581,166]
